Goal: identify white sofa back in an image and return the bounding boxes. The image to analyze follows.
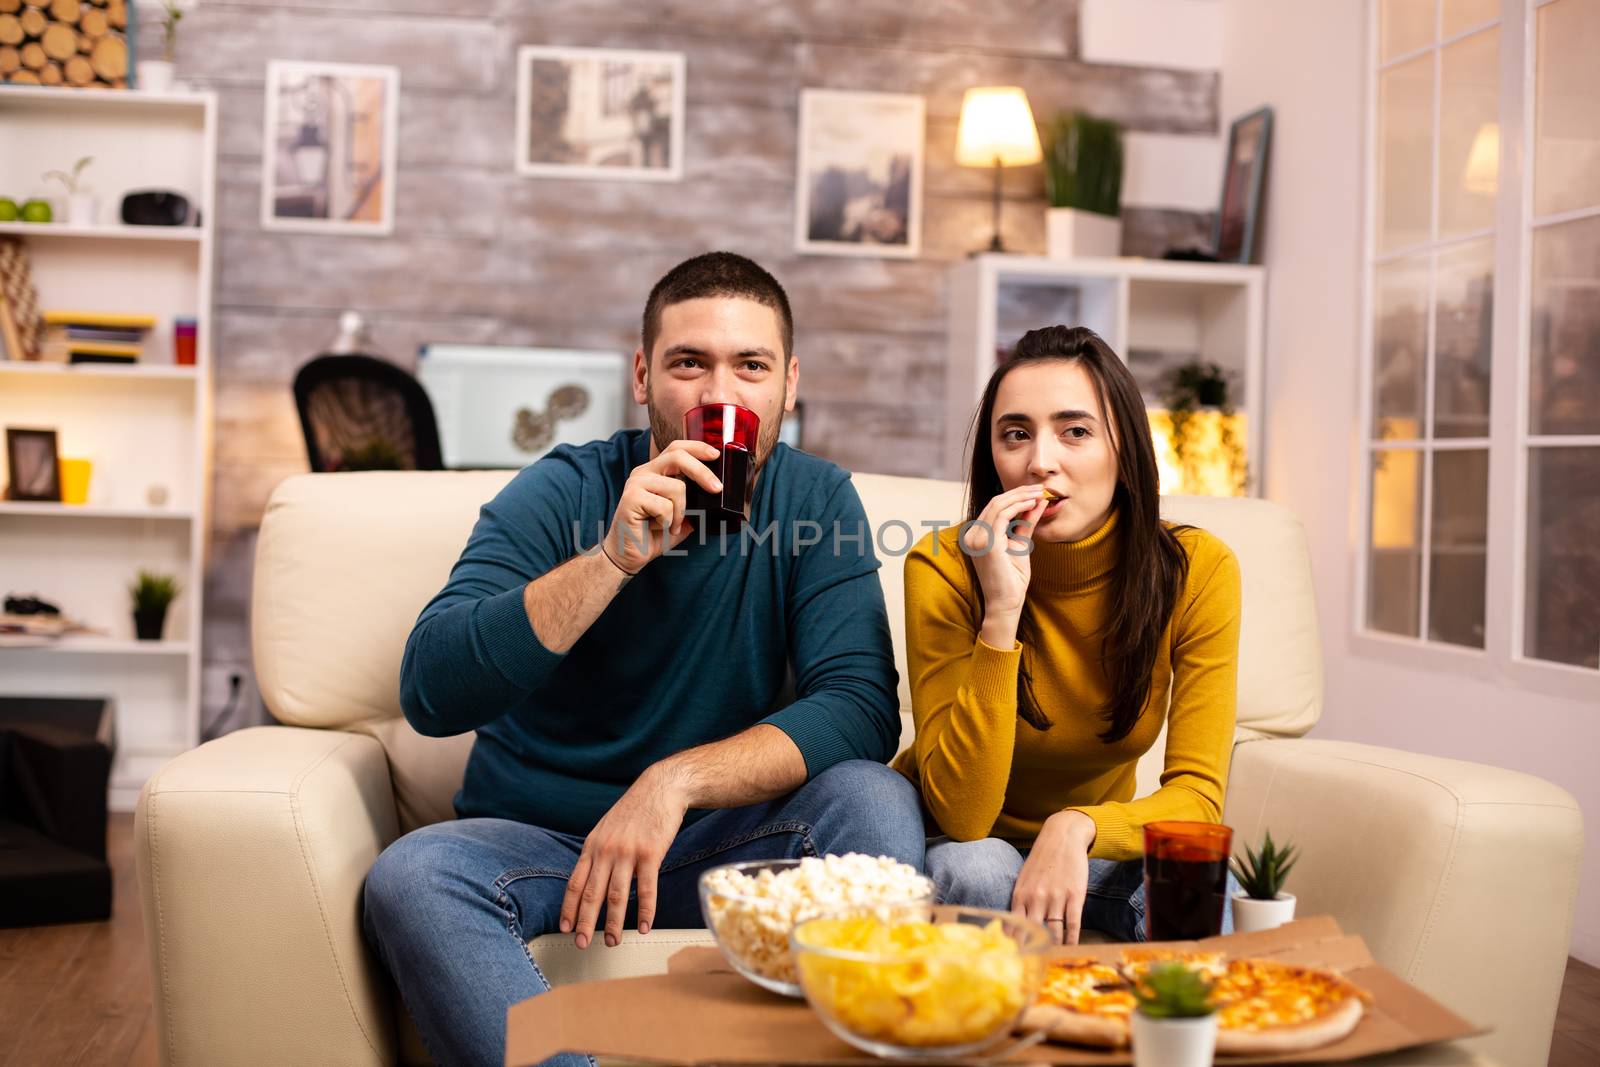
[253,469,1322,830]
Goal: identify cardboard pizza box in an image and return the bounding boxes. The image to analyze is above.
[505,917,1487,1066]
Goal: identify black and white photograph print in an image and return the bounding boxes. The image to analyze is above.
[5,427,61,503]
[261,60,399,235]
[515,45,686,181]
[795,89,925,259]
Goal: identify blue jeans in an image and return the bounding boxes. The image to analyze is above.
[361,760,925,1067]
[925,837,1237,942]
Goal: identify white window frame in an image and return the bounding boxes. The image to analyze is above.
[1356,0,1599,701]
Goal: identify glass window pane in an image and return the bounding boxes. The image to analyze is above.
[1382,0,1437,61]
[1443,0,1498,36]
[1530,214,1600,436]
[1439,28,1499,237]
[1428,449,1488,647]
[1534,0,1600,217]
[1369,449,1424,636]
[1374,255,1430,440]
[1433,239,1493,437]
[1379,56,1436,252]
[1525,447,1600,668]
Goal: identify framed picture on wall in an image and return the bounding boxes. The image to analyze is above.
[795,89,925,259]
[5,427,61,502]
[261,60,400,235]
[515,45,686,181]
[1213,105,1273,264]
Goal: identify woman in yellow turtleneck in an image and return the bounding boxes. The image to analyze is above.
[893,325,1241,944]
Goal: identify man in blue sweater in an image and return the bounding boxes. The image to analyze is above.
[362,252,925,1067]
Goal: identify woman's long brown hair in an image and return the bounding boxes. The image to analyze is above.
[964,326,1189,742]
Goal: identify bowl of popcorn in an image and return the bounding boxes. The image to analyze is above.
[697,854,934,997]
[790,904,1049,1059]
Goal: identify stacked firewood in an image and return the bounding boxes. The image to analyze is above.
[0,0,129,88]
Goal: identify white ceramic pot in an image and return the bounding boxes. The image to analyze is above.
[1046,206,1123,259]
[137,60,175,93]
[1231,891,1297,933]
[1131,1010,1217,1067]
[66,193,97,226]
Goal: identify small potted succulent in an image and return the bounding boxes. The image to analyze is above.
[43,157,95,226]
[1131,962,1217,1067]
[130,569,180,641]
[1230,829,1299,933]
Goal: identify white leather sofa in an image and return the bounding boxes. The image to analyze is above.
[136,470,1582,1067]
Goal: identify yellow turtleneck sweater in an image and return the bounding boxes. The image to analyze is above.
[891,508,1241,861]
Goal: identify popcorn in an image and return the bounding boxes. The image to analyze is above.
[700,854,935,988]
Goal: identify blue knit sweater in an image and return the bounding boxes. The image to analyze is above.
[398,429,901,834]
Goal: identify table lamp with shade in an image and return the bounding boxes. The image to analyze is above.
[956,86,1043,254]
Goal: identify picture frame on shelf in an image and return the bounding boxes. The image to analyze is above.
[795,89,925,259]
[514,45,686,182]
[261,60,400,236]
[1212,105,1273,265]
[5,426,61,502]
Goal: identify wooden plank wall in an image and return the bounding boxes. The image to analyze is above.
[134,1,1217,721]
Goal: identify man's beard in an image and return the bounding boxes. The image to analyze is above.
[646,388,787,471]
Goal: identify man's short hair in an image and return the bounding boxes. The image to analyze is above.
[641,251,794,364]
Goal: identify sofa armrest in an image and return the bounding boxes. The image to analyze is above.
[1225,737,1583,1067]
[136,725,401,1067]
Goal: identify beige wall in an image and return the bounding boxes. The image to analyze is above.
[1221,0,1597,966]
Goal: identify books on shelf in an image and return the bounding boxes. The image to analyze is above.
[39,310,157,364]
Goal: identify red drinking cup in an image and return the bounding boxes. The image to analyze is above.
[682,403,759,532]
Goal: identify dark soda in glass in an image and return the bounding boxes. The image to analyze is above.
[1142,821,1232,941]
[682,403,759,533]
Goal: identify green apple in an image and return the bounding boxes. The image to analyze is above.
[0,198,18,222]
[21,199,53,224]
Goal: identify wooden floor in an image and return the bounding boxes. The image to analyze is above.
[1,814,1598,1066]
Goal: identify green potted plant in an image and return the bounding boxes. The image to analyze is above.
[1162,360,1248,495]
[43,156,95,226]
[137,0,184,93]
[130,569,180,641]
[1230,829,1299,933]
[1040,110,1124,259]
[1131,962,1217,1067]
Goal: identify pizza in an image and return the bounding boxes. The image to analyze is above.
[1210,958,1372,1055]
[1020,950,1371,1054]
[1021,958,1137,1049]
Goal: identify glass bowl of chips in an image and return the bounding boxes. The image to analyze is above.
[698,855,935,997]
[790,903,1050,1058]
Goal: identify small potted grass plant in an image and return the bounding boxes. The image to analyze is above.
[1040,110,1124,259]
[137,0,184,93]
[130,569,180,641]
[1131,962,1217,1067]
[1230,829,1299,933]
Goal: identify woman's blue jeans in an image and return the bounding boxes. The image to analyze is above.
[924,835,1238,942]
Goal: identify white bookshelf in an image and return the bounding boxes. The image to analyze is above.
[0,86,216,811]
[945,255,1267,491]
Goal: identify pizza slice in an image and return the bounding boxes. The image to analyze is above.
[1211,958,1373,1055]
[1119,948,1229,982]
[1020,957,1137,1049]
